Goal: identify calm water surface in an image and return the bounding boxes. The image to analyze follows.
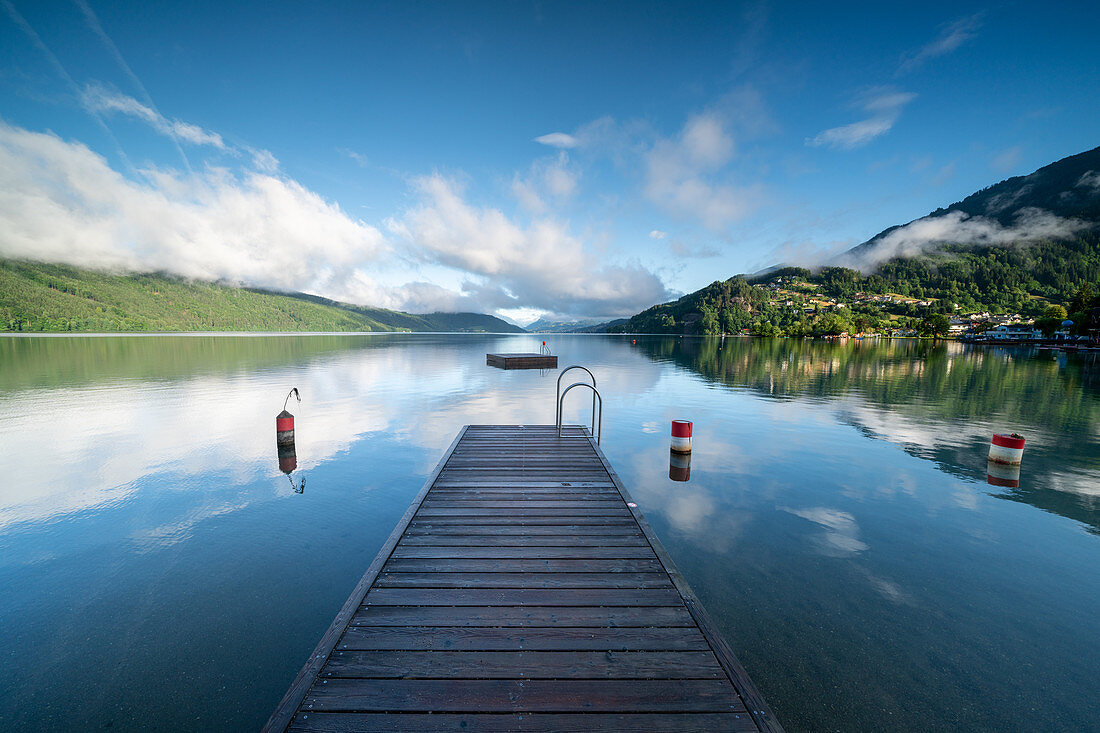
[1,334,1098,731]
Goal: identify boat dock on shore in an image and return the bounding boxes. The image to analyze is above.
[264,424,781,732]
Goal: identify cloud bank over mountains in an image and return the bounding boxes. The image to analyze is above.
[0,122,385,293]
[0,121,671,318]
[840,207,1090,271]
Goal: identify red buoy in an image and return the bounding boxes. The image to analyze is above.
[670,420,693,453]
[276,388,300,445]
[989,433,1025,465]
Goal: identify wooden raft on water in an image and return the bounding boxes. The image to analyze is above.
[265,425,781,732]
[486,353,559,369]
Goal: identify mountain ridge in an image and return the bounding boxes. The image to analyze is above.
[0,259,525,333]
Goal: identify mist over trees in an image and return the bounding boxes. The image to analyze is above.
[610,233,1100,337]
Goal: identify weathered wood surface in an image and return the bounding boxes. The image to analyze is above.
[265,425,782,732]
[485,353,559,369]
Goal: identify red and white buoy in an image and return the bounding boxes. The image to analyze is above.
[276,388,300,446]
[989,433,1025,465]
[670,420,693,454]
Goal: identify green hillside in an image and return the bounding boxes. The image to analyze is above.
[611,146,1100,337]
[0,260,524,333]
[611,235,1100,336]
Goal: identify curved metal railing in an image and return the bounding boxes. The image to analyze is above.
[557,382,602,444]
[555,365,596,428]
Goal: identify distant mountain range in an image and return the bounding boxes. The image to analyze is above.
[0,259,525,333]
[608,145,1100,336]
[525,317,611,332]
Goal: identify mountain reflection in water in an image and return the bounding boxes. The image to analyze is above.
[632,336,1100,534]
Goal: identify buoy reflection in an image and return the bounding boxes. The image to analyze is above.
[277,439,305,494]
[669,450,691,482]
[986,459,1020,489]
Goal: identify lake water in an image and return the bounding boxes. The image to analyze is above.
[1,334,1098,731]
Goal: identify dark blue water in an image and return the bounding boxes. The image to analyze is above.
[1,334,1097,731]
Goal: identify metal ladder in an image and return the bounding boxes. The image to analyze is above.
[555,365,602,444]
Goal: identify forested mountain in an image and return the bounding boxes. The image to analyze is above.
[849,145,1100,262]
[526,317,611,333]
[0,259,524,333]
[610,146,1100,337]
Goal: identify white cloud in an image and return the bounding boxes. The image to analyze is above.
[511,151,578,213]
[534,132,578,148]
[899,14,983,73]
[669,239,721,259]
[846,207,1089,270]
[248,147,279,172]
[807,90,916,150]
[680,114,735,166]
[784,506,868,556]
[82,84,227,149]
[644,113,761,231]
[387,173,669,317]
[1076,170,1100,191]
[0,122,387,297]
[339,147,370,167]
[648,230,667,239]
[533,118,619,152]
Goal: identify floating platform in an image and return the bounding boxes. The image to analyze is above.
[486,353,558,369]
[265,425,781,732]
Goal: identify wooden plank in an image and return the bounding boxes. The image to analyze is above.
[261,427,470,733]
[398,535,648,546]
[363,588,682,606]
[408,516,637,526]
[321,650,723,678]
[404,524,641,535]
[415,507,631,517]
[303,678,744,713]
[391,546,658,559]
[373,572,673,589]
[431,479,620,484]
[420,500,626,509]
[391,537,651,548]
[349,605,695,628]
[429,485,620,492]
[289,712,759,732]
[337,626,710,651]
[382,556,661,571]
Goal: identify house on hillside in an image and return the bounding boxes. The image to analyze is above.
[984,323,1041,341]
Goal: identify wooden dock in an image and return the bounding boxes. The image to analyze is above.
[265,425,781,732]
[486,353,558,369]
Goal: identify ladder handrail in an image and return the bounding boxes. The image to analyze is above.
[557,382,602,444]
[555,365,596,428]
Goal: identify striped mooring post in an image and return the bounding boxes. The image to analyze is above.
[670,420,693,454]
[989,433,1025,465]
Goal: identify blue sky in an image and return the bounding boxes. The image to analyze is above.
[1,1,1098,322]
